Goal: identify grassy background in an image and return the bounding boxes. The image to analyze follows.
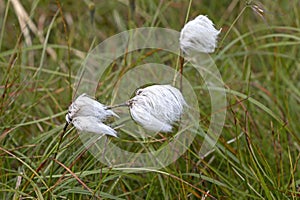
[1,0,300,199]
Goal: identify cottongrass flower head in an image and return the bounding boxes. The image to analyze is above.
[179,15,221,56]
[65,93,118,137]
[128,85,187,133]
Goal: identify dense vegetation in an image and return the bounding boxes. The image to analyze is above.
[1,0,299,199]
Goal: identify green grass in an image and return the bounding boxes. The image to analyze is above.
[1,0,300,199]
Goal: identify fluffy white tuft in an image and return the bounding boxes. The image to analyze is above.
[72,116,117,137]
[129,85,187,132]
[65,93,118,136]
[67,93,118,121]
[179,15,221,55]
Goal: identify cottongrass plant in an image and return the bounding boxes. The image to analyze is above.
[128,84,187,132]
[65,93,118,137]
[68,85,187,136]
[179,15,221,56]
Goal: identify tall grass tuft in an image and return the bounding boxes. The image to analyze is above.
[0,0,299,199]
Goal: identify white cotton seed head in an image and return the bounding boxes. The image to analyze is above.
[65,93,118,137]
[129,100,173,132]
[67,93,118,121]
[179,15,221,55]
[129,85,187,132]
[72,116,117,137]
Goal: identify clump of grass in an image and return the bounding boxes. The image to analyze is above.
[0,0,300,199]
